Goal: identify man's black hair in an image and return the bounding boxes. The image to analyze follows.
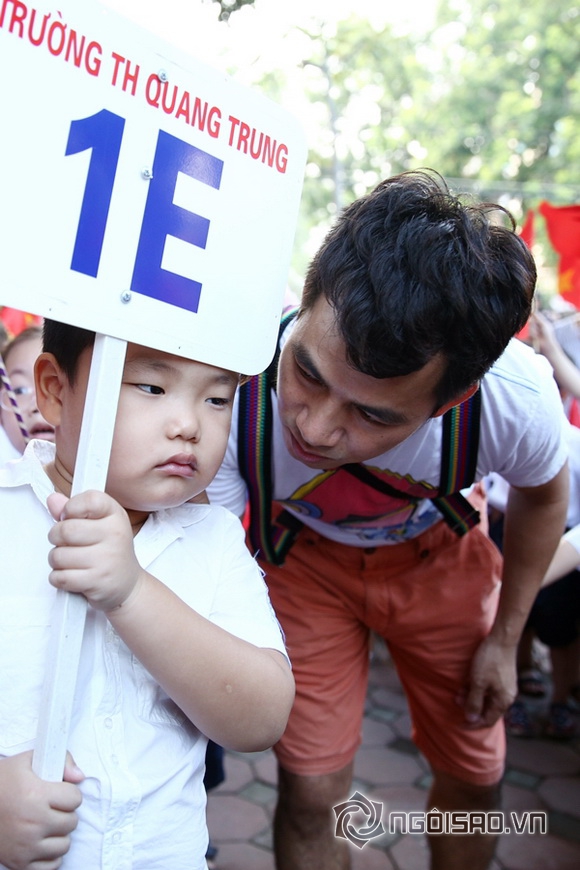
[300,169,536,408]
[42,319,96,384]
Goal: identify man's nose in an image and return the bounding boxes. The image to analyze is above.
[296,400,342,448]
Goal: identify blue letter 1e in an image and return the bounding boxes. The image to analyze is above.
[131,131,223,313]
[66,110,125,277]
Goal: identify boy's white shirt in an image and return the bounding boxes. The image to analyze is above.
[0,425,20,463]
[0,440,287,870]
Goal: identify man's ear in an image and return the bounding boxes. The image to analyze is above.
[431,382,479,418]
[34,353,66,426]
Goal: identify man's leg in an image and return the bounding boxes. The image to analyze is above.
[370,521,505,870]
[427,771,501,870]
[274,764,353,870]
[260,527,373,870]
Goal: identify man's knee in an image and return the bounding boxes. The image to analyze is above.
[431,769,501,810]
[277,763,353,818]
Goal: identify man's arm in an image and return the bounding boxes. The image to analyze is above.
[529,312,580,398]
[463,461,569,727]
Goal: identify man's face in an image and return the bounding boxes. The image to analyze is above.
[276,297,447,469]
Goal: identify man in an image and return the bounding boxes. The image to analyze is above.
[208,170,569,869]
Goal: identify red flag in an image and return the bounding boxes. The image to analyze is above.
[568,397,580,429]
[0,307,42,339]
[539,201,580,308]
[519,209,535,249]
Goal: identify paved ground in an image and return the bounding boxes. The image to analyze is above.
[207,640,580,870]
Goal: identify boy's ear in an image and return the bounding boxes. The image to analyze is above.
[34,353,66,426]
[431,382,479,418]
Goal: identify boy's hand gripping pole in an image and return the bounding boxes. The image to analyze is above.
[32,334,127,781]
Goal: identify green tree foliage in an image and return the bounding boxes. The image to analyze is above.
[413,0,580,209]
[298,19,424,209]
[250,1,579,286]
[248,16,430,280]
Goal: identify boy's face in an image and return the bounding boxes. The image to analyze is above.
[37,342,238,526]
[0,336,55,453]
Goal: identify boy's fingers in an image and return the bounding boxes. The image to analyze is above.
[47,492,69,521]
[48,490,117,522]
[67,490,112,519]
[63,752,85,785]
[48,783,83,815]
[48,517,101,548]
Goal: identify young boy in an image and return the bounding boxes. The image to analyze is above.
[0,320,294,870]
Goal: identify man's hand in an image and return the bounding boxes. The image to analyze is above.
[528,311,559,356]
[47,491,145,612]
[0,751,83,870]
[460,635,517,728]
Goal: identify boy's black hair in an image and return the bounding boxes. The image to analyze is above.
[42,320,245,385]
[42,320,96,385]
[300,169,536,408]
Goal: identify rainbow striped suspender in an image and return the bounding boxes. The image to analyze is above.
[433,387,482,535]
[238,309,301,565]
[238,309,482,565]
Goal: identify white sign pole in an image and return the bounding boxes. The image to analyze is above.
[32,335,126,781]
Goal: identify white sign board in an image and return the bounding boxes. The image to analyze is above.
[0,0,306,373]
[0,0,306,783]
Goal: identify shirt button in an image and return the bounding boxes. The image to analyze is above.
[112,832,122,844]
[104,717,113,729]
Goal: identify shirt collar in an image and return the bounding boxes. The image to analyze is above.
[0,439,56,511]
[0,440,212,564]
[133,504,211,566]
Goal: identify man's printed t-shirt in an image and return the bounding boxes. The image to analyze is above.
[208,330,568,546]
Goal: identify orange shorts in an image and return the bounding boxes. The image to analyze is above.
[262,517,504,786]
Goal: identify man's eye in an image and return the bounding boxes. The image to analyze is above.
[296,363,319,383]
[137,384,164,395]
[358,408,387,425]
